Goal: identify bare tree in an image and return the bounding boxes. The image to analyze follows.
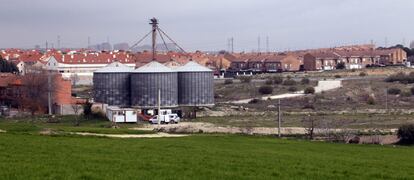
[71,103,82,126]
[21,71,51,115]
[70,73,80,87]
[302,114,318,140]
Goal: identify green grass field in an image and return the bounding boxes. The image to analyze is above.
[0,132,413,179]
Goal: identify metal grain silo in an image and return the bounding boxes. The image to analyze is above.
[130,61,178,108]
[177,61,214,106]
[93,61,132,106]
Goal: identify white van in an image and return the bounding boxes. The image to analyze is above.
[149,114,180,124]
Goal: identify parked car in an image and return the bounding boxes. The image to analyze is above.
[149,114,180,124]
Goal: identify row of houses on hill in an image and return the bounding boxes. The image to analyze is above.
[226,48,407,72]
[1,46,409,82]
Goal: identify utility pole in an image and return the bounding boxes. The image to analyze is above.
[266,36,269,53]
[231,37,234,53]
[257,36,261,53]
[150,18,158,61]
[385,87,388,112]
[57,35,61,49]
[87,36,91,48]
[278,99,281,137]
[227,38,230,52]
[157,88,161,125]
[45,41,48,50]
[385,37,388,47]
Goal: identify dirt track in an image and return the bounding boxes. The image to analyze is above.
[71,132,188,138]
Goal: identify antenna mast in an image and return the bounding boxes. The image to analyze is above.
[150,18,159,60]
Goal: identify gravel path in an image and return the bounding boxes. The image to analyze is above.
[231,80,342,104]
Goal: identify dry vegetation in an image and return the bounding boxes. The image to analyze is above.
[214,78,317,102]
[240,78,414,112]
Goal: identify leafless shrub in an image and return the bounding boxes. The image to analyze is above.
[302,114,318,140]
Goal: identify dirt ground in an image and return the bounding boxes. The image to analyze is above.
[137,122,395,135]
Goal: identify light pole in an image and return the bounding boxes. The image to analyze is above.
[157,88,161,125]
[278,99,281,137]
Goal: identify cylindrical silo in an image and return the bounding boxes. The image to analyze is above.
[130,61,178,108]
[93,61,132,106]
[177,61,214,106]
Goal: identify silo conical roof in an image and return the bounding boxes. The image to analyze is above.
[176,61,212,72]
[95,61,133,73]
[134,61,174,73]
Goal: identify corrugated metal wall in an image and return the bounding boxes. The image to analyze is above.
[93,73,131,106]
[178,72,214,106]
[130,72,178,108]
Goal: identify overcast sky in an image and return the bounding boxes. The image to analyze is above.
[1,0,413,51]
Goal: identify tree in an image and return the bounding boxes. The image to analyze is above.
[71,103,82,126]
[83,100,93,119]
[0,57,18,73]
[397,124,414,144]
[20,70,56,116]
[302,114,317,140]
[336,62,346,70]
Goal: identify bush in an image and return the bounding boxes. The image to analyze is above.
[83,101,93,118]
[238,76,252,83]
[336,62,345,69]
[401,91,412,97]
[224,79,233,85]
[397,124,414,144]
[387,88,401,95]
[359,72,367,77]
[301,78,310,85]
[282,79,297,86]
[385,72,414,84]
[366,96,375,105]
[288,86,298,92]
[258,85,273,94]
[304,87,315,94]
[273,76,283,84]
[248,98,261,104]
[334,75,341,79]
[265,79,273,85]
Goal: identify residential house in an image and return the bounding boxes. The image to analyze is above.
[303,52,340,71]
[376,48,407,65]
